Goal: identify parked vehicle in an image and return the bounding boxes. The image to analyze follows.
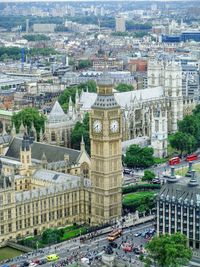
[123,168,131,174]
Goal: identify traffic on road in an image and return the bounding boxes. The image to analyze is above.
[1,221,155,267]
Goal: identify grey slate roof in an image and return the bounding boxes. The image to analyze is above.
[158,175,200,205]
[5,137,81,165]
[0,134,12,145]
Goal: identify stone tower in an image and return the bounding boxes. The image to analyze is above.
[20,133,32,171]
[148,59,164,88]
[151,105,168,158]
[90,74,123,225]
[164,61,183,132]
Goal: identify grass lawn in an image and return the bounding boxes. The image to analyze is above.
[175,163,200,176]
[62,226,87,240]
[123,191,156,204]
[0,247,23,260]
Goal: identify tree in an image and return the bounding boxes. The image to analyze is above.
[115,83,133,92]
[58,81,97,112]
[178,115,200,145]
[142,170,155,183]
[77,59,92,70]
[144,232,192,267]
[124,145,154,168]
[12,107,46,139]
[71,113,90,154]
[192,104,200,115]
[169,132,197,155]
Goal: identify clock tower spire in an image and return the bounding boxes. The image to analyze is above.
[90,73,122,225]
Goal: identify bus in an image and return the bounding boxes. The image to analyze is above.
[107,228,122,241]
[169,157,180,165]
[186,154,198,162]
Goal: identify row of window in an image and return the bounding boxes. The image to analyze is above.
[0,207,80,234]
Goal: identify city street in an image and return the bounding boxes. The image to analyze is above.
[7,221,154,267]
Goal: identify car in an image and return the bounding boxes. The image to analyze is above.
[123,168,131,174]
[133,247,141,254]
[148,228,156,235]
[134,232,142,237]
[29,263,37,267]
[20,261,30,267]
[141,230,148,237]
[32,259,40,264]
[46,254,59,262]
[122,243,133,252]
[109,241,118,248]
[38,259,47,265]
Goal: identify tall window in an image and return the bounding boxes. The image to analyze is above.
[151,74,155,85]
[51,131,56,142]
[155,120,159,132]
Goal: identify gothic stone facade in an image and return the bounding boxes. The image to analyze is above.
[79,60,196,158]
[0,79,123,245]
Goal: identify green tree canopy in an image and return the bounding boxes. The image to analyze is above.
[71,113,90,154]
[142,170,156,183]
[12,107,46,139]
[23,34,50,42]
[124,145,154,168]
[145,232,192,267]
[77,59,92,70]
[115,83,134,92]
[169,131,197,155]
[58,81,96,112]
[178,115,200,145]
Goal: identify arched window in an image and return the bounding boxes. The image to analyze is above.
[151,74,155,85]
[169,75,172,87]
[51,131,56,142]
[81,162,89,178]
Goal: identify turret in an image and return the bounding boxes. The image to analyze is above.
[11,123,16,138]
[41,152,47,169]
[68,96,73,117]
[80,135,85,152]
[20,133,32,168]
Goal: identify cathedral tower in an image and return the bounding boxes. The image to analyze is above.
[164,61,183,132]
[90,75,122,225]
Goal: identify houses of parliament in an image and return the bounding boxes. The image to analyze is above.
[0,75,123,246]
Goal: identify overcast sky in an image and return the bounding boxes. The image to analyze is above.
[0,0,177,2]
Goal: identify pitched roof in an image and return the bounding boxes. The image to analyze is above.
[5,137,81,165]
[47,101,66,122]
[80,86,164,110]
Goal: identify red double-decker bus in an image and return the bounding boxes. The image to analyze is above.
[169,157,180,165]
[186,154,198,162]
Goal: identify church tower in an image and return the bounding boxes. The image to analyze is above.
[90,74,122,225]
[164,61,183,132]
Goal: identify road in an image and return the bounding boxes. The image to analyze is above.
[7,221,154,267]
[123,158,200,185]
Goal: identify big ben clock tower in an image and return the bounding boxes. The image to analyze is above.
[90,74,122,225]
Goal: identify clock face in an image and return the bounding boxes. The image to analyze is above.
[110,120,119,133]
[93,120,102,133]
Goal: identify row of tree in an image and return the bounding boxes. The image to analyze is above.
[169,104,200,155]
[22,34,50,42]
[0,47,57,62]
